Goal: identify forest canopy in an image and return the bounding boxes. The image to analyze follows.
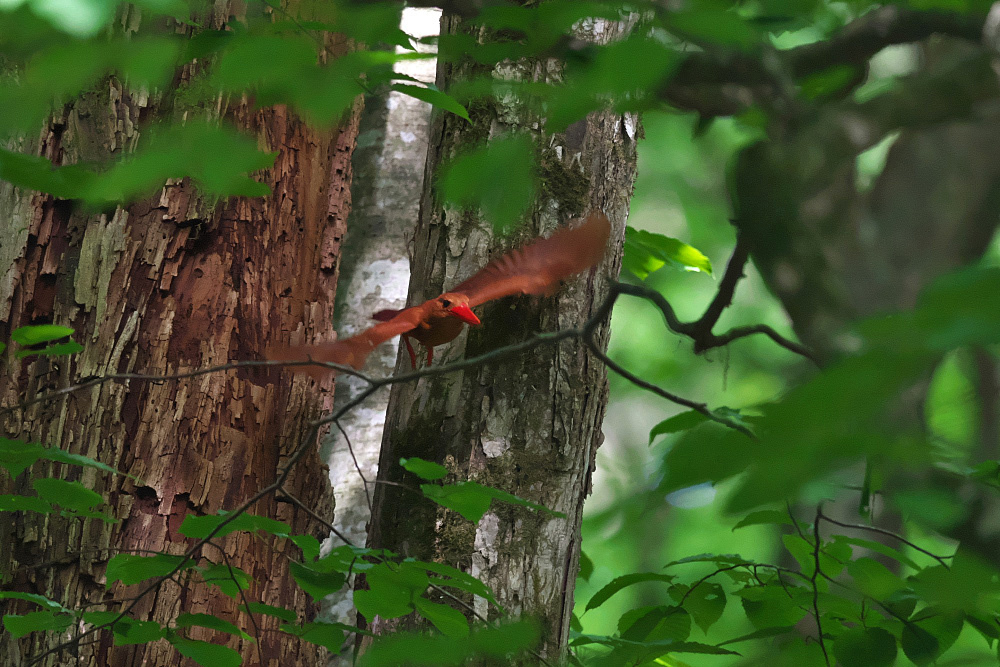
[3,0,1000,666]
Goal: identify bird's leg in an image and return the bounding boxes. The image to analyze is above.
[402,335,418,370]
[426,347,433,367]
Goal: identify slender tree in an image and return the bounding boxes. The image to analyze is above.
[363,11,638,662]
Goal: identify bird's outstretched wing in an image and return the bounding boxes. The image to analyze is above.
[269,306,424,378]
[450,212,611,308]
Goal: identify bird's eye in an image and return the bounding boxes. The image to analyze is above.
[440,299,451,308]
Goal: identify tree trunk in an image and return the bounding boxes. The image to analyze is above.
[363,13,638,662]
[323,6,437,645]
[0,26,355,667]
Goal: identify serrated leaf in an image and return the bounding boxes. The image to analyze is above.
[718,625,796,646]
[106,553,192,588]
[242,601,297,623]
[32,477,103,512]
[414,597,469,637]
[358,619,540,666]
[290,561,347,601]
[11,324,74,346]
[649,411,709,444]
[3,611,73,638]
[833,627,897,667]
[198,563,253,598]
[420,481,562,523]
[179,511,291,539]
[411,559,500,608]
[168,634,242,667]
[733,510,790,531]
[623,227,712,280]
[0,592,67,612]
[401,457,448,481]
[16,341,84,358]
[391,84,469,120]
[586,573,676,612]
[175,612,252,641]
[113,618,166,645]
[0,494,53,514]
[684,583,726,633]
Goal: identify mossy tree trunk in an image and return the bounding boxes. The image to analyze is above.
[0,17,355,667]
[363,13,638,663]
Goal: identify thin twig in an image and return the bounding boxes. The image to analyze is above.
[278,489,356,548]
[817,510,953,569]
[811,507,831,667]
[335,420,372,511]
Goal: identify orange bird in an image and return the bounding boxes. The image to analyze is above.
[272,211,611,377]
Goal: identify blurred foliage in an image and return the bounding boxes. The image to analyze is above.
[4,0,1000,664]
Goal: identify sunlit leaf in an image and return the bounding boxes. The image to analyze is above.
[2,610,73,638]
[401,457,449,481]
[586,573,676,612]
[175,612,252,641]
[168,633,242,667]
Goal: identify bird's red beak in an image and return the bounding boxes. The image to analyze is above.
[449,303,481,326]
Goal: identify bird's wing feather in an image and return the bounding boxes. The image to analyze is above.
[269,306,424,377]
[450,212,610,308]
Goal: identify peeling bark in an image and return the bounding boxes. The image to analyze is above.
[0,26,356,667]
[363,15,637,662]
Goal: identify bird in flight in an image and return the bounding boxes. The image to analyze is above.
[272,211,611,377]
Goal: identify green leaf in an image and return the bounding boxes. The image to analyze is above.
[830,535,920,570]
[0,438,128,479]
[732,510,791,530]
[623,227,712,280]
[179,511,291,539]
[718,625,796,646]
[199,562,253,598]
[242,601,297,623]
[684,583,727,633]
[901,622,939,666]
[586,573,676,612]
[3,611,73,638]
[391,84,469,121]
[414,597,469,637]
[437,135,536,232]
[411,560,500,608]
[16,341,84,359]
[289,561,347,601]
[0,494,53,514]
[648,411,709,444]
[290,534,322,562]
[618,605,690,642]
[113,618,166,645]
[282,621,374,650]
[848,557,908,600]
[578,551,594,582]
[354,562,429,622]
[32,477,103,512]
[168,633,242,667]
[0,592,68,612]
[667,7,760,50]
[401,457,448,481]
[358,619,540,666]
[106,553,192,588]
[833,627,897,667]
[175,612,252,641]
[11,324,74,346]
[420,481,562,523]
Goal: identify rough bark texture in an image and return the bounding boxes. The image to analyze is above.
[0,20,355,667]
[364,15,638,662]
[323,6,437,641]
